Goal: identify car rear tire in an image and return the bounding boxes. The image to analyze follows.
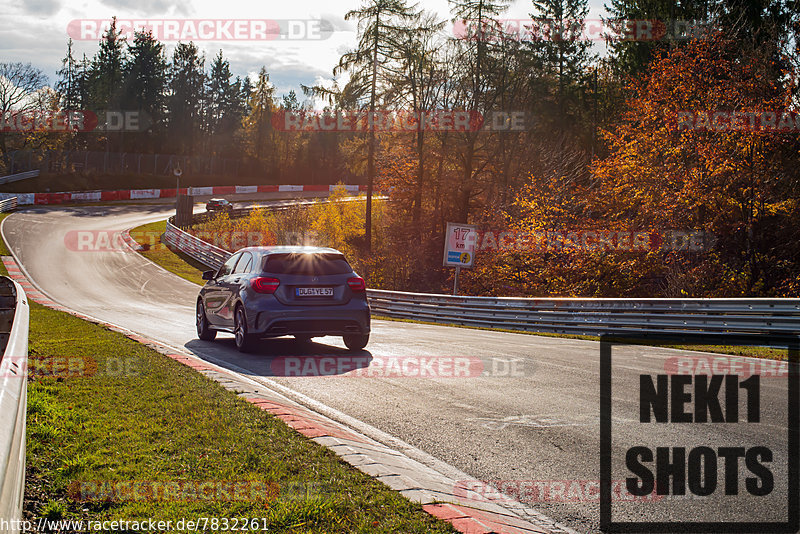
[343,333,369,351]
[234,306,256,353]
[196,300,216,341]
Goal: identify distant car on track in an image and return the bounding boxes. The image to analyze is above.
[196,246,370,352]
[205,198,233,212]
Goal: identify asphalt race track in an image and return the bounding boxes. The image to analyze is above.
[5,204,795,533]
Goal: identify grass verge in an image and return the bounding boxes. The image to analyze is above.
[130,220,206,286]
[24,303,454,532]
[0,213,12,258]
[127,218,787,362]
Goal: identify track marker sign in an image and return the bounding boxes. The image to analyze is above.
[443,222,477,295]
[443,222,477,267]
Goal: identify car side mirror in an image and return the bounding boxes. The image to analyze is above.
[202,270,216,280]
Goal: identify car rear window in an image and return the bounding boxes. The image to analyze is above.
[262,253,352,275]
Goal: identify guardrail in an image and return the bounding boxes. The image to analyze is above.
[164,196,372,270]
[161,203,800,338]
[163,204,311,268]
[163,217,230,270]
[0,198,17,213]
[163,205,302,269]
[366,290,800,337]
[0,277,29,532]
[0,170,39,186]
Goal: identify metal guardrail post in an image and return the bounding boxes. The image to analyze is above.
[0,170,39,186]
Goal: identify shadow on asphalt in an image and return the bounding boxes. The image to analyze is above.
[184,336,373,378]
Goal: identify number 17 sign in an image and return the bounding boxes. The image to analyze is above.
[443,222,478,268]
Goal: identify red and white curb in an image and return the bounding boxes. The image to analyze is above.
[2,254,578,534]
[119,230,144,252]
[3,257,60,309]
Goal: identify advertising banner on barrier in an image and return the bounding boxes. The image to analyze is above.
[0,184,369,205]
[70,191,102,202]
[188,187,214,196]
[130,189,160,199]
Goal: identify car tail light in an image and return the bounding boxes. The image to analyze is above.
[251,277,280,294]
[347,277,366,292]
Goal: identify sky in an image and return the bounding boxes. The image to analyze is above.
[1,0,610,105]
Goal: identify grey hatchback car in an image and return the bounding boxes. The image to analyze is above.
[196,246,370,352]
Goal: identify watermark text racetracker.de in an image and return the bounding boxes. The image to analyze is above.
[0,110,149,133]
[472,229,715,253]
[452,18,709,42]
[2,355,138,378]
[68,19,334,41]
[670,110,800,133]
[7,517,274,532]
[64,228,715,255]
[454,479,662,503]
[65,228,714,256]
[65,230,162,253]
[270,355,526,378]
[63,230,277,253]
[665,354,790,378]
[271,110,529,132]
[67,480,279,502]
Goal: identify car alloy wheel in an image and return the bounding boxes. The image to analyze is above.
[196,300,216,341]
[234,306,255,352]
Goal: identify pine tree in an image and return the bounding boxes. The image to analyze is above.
[167,42,205,154]
[282,90,300,111]
[243,67,276,165]
[335,0,418,252]
[529,0,592,124]
[604,0,709,77]
[206,50,243,155]
[390,10,445,229]
[124,30,167,148]
[447,0,512,222]
[87,17,126,112]
[55,39,81,110]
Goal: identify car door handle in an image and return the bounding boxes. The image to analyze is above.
[232,277,241,283]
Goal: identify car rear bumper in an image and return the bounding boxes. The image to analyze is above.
[247,303,370,338]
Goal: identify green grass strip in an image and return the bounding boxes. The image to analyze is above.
[130,220,207,286]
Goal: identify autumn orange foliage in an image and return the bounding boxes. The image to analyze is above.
[462,32,800,297]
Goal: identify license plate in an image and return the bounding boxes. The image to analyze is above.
[296,287,333,297]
